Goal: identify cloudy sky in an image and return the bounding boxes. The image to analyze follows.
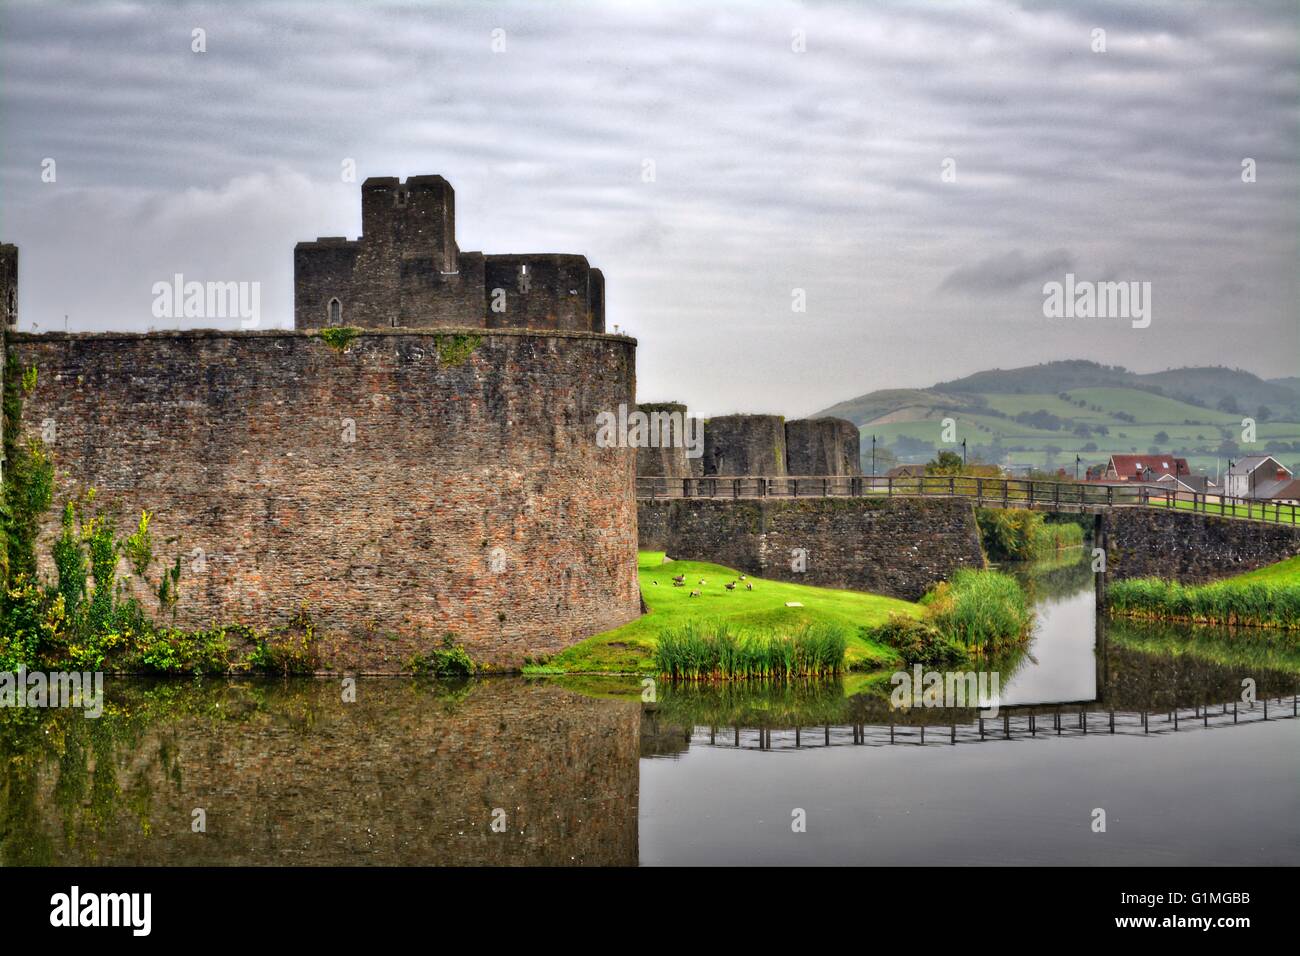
[2,0,1296,417]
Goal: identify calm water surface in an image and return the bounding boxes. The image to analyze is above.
[3,557,1297,866]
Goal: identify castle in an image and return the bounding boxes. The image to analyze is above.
[294,175,605,332]
[0,178,639,672]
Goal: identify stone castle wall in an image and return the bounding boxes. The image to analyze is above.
[638,496,986,600]
[1099,508,1300,583]
[13,327,640,671]
[635,401,692,479]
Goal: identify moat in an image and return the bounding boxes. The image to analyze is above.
[4,559,1297,866]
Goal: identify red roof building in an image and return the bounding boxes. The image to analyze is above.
[1104,454,1189,482]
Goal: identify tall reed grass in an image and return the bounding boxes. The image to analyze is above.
[921,568,1034,651]
[1107,578,1300,630]
[654,621,847,680]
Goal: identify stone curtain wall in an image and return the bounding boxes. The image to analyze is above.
[1100,508,1300,583]
[638,497,986,600]
[14,327,640,671]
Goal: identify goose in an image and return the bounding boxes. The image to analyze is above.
[689,589,701,598]
[745,582,753,591]
[724,581,736,591]
[672,573,686,584]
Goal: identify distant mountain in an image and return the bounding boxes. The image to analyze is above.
[932,360,1134,395]
[814,360,1300,475]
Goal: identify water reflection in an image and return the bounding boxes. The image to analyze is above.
[2,557,1297,866]
[0,678,639,866]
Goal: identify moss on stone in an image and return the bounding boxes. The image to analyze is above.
[318,327,362,352]
[434,333,482,366]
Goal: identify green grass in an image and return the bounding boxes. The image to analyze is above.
[976,507,1085,561]
[539,552,923,674]
[1065,387,1240,425]
[1230,554,1300,584]
[1149,496,1300,525]
[1106,554,1300,630]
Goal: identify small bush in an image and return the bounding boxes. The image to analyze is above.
[318,326,361,351]
[411,633,477,677]
[871,614,968,664]
[246,610,321,675]
[977,508,1084,561]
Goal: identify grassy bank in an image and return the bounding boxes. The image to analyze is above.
[537,552,922,674]
[1107,575,1300,629]
[538,552,1034,676]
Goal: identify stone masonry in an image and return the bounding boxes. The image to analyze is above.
[701,413,787,477]
[635,401,692,479]
[1099,508,1300,583]
[14,327,641,671]
[784,417,861,476]
[638,496,986,600]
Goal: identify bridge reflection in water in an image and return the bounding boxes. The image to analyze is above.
[2,557,1296,866]
[640,557,1300,758]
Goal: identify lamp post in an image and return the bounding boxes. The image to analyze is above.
[871,435,876,475]
[961,438,967,467]
[1075,454,1081,480]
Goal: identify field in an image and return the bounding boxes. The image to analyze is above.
[536,551,923,674]
[821,364,1300,476]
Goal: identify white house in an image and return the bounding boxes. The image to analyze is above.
[1224,455,1293,499]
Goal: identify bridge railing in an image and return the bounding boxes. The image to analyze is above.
[635,474,1300,525]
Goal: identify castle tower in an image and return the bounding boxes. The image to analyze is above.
[294,175,607,333]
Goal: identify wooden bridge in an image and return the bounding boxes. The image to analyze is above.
[636,474,1300,526]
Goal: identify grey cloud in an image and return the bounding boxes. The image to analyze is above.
[0,0,1295,417]
[940,249,1076,296]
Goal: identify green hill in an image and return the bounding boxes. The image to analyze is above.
[815,361,1300,477]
